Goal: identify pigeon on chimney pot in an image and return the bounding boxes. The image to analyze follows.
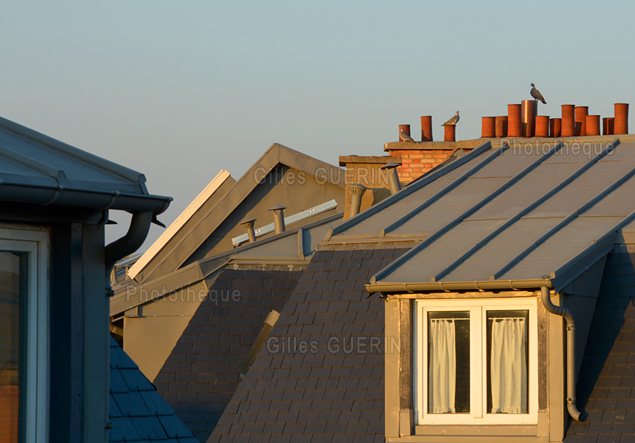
[442,111,460,126]
[530,83,547,104]
[399,129,415,142]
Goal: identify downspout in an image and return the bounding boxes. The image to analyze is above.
[539,285,584,422]
[104,211,153,297]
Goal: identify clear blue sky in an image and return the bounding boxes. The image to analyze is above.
[2,1,634,248]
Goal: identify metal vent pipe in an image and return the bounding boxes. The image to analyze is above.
[240,218,257,243]
[349,184,367,218]
[381,162,402,195]
[269,205,286,234]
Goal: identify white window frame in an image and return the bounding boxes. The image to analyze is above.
[414,298,537,425]
[0,228,49,443]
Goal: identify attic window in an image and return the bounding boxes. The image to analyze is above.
[414,298,538,425]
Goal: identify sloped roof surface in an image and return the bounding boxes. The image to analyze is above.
[564,246,635,441]
[109,337,198,443]
[111,212,342,316]
[128,142,344,283]
[0,116,170,212]
[154,267,304,442]
[329,137,635,292]
[208,247,411,442]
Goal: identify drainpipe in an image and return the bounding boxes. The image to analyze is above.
[381,162,402,195]
[539,286,584,422]
[104,211,153,297]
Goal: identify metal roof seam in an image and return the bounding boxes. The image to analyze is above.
[330,141,493,237]
[432,140,621,282]
[494,172,635,280]
[370,142,565,284]
[382,144,512,235]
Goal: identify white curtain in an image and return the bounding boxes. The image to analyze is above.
[429,319,456,413]
[490,317,527,414]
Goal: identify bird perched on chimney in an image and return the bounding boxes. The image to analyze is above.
[530,83,547,104]
[442,111,460,126]
[399,129,415,142]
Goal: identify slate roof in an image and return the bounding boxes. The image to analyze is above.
[565,246,635,442]
[0,116,171,212]
[207,135,635,442]
[153,267,304,442]
[208,246,412,442]
[109,337,198,443]
[325,137,635,293]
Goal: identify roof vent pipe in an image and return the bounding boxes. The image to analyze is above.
[539,286,584,422]
[381,162,402,195]
[349,184,367,218]
[240,218,257,243]
[269,205,286,234]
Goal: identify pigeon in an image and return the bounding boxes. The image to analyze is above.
[399,129,415,142]
[442,111,460,126]
[530,83,547,104]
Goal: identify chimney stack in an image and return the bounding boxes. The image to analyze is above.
[443,125,456,142]
[399,124,412,142]
[575,106,589,136]
[420,116,433,142]
[508,104,522,137]
[521,100,537,137]
[586,115,600,136]
[535,116,550,137]
[614,103,629,134]
[495,116,508,138]
[481,117,495,138]
[603,117,615,135]
[561,105,575,137]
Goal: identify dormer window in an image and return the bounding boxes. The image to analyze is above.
[414,298,538,425]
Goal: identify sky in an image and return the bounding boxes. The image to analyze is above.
[2,0,634,250]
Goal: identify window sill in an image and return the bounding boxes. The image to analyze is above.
[395,424,545,442]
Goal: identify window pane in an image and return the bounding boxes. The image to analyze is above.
[428,311,470,414]
[0,252,22,442]
[487,310,529,414]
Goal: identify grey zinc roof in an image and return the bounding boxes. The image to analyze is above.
[326,137,635,293]
[109,337,198,443]
[0,116,171,212]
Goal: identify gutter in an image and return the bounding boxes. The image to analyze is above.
[0,179,172,213]
[539,286,584,422]
[365,278,553,293]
